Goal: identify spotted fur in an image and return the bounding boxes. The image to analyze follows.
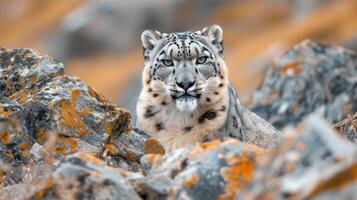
[136,25,282,151]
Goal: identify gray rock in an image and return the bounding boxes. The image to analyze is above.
[141,139,261,199]
[28,152,141,200]
[237,116,357,199]
[249,40,357,129]
[0,47,149,187]
[29,143,50,162]
[0,48,64,98]
[0,97,34,186]
[131,174,175,200]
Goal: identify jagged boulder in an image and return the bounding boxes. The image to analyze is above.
[0,48,64,98]
[1,152,142,200]
[238,116,357,199]
[0,48,159,187]
[249,40,357,129]
[137,140,263,199]
[13,74,131,157]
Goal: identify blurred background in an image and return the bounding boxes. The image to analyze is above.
[1,0,356,114]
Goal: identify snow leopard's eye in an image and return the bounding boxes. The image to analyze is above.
[196,56,208,64]
[162,59,174,66]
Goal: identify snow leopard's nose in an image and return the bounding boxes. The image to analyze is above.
[176,62,195,90]
[176,80,195,90]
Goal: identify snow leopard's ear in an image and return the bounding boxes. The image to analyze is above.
[201,25,223,54]
[141,30,161,60]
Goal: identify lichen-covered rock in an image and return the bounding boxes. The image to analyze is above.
[104,128,164,172]
[0,97,34,186]
[249,40,357,129]
[15,74,131,157]
[139,140,263,199]
[333,113,356,143]
[238,116,357,199]
[0,47,150,186]
[28,152,141,200]
[0,48,64,98]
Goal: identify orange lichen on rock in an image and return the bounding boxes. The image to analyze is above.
[76,151,103,164]
[279,61,303,76]
[183,175,200,189]
[199,140,222,150]
[69,88,81,103]
[219,150,255,200]
[104,142,120,155]
[143,138,166,155]
[145,153,161,166]
[54,146,66,154]
[56,135,79,154]
[308,162,357,198]
[29,76,38,83]
[9,90,28,104]
[124,151,139,162]
[35,129,49,144]
[18,142,30,157]
[103,120,114,136]
[58,99,87,136]
[0,130,11,144]
[1,110,10,118]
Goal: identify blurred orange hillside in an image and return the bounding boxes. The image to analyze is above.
[1,0,356,113]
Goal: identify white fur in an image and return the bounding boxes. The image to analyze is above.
[175,97,197,111]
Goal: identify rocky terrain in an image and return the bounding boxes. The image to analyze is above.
[0,40,356,199]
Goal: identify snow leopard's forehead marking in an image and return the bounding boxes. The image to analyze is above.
[157,31,213,60]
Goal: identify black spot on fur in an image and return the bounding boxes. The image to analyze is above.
[155,122,165,131]
[153,94,159,97]
[198,110,217,124]
[144,106,159,118]
[214,91,219,95]
[220,75,224,79]
[206,97,211,102]
[219,106,226,112]
[161,101,167,105]
[183,126,193,132]
[219,83,224,87]
[148,88,153,92]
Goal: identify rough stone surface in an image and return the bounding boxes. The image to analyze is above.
[28,152,142,200]
[249,40,357,129]
[10,74,131,157]
[104,128,163,172]
[238,116,357,199]
[139,140,263,200]
[0,48,64,98]
[0,48,151,187]
[0,97,34,186]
